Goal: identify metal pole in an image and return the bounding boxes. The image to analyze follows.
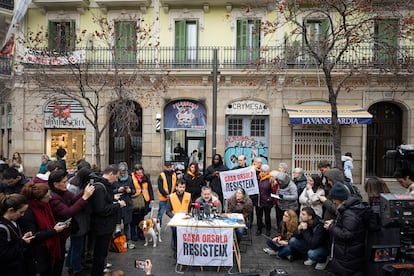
[212,49,218,156]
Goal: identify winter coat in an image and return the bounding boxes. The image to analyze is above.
[89,173,122,236]
[183,172,206,202]
[299,187,325,218]
[204,163,228,203]
[341,156,353,184]
[19,208,58,275]
[292,215,328,250]
[328,197,370,276]
[0,217,27,276]
[258,174,273,208]
[277,181,298,211]
[49,188,88,241]
[293,175,307,200]
[112,175,136,224]
[227,193,254,221]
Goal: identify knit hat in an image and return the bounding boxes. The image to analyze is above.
[329,183,349,201]
[324,168,345,183]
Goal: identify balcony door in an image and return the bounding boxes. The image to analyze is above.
[374,19,399,66]
[236,19,260,65]
[115,21,137,65]
[175,20,198,65]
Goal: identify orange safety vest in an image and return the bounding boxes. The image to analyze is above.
[158,172,177,201]
[169,192,191,214]
[131,174,150,201]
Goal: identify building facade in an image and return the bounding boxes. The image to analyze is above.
[1,0,413,183]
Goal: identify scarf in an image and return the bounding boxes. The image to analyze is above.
[186,170,197,180]
[29,200,61,266]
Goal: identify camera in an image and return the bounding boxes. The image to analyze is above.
[134,260,145,270]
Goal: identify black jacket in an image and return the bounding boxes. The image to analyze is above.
[293,215,328,250]
[183,173,206,202]
[0,218,27,276]
[328,197,370,276]
[89,173,122,235]
[204,163,228,202]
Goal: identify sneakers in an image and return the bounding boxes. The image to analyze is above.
[315,259,329,270]
[262,247,277,256]
[105,263,112,268]
[304,259,316,266]
[128,243,136,249]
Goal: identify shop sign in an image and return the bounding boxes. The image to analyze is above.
[45,113,86,129]
[164,100,207,129]
[226,100,269,115]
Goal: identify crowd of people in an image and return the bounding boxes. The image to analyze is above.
[0,148,413,276]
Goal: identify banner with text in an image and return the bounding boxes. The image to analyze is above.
[219,166,259,199]
[177,227,233,266]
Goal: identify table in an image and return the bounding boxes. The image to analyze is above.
[168,213,246,272]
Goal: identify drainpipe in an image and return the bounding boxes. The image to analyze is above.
[212,49,218,156]
[362,90,367,185]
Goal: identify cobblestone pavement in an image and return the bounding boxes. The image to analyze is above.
[102,182,406,276]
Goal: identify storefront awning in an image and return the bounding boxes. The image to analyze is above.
[285,105,373,125]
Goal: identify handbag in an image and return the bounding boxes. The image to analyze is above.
[131,193,145,212]
[109,232,127,253]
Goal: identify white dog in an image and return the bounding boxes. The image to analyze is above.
[139,218,162,247]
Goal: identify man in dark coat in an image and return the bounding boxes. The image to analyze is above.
[0,167,30,194]
[324,183,370,276]
[89,165,126,276]
[289,207,329,270]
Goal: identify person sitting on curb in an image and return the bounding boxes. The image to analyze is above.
[288,207,329,270]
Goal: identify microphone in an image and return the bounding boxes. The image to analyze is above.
[212,200,220,218]
[191,202,200,209]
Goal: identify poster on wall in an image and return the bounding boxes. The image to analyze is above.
[164,100,207,129]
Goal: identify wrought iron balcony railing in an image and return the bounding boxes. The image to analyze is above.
[0,0,13,10]
[22,45,414,71]
[0,55,12,75]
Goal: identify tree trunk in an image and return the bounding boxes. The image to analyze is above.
[94,126,101,170]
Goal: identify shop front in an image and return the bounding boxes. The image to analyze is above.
[224,100,269,168]
[44,99,86,169]
[163,100,206,173]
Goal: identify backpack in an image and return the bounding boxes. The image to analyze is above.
[0,224,11,242]
[109,231,127,253]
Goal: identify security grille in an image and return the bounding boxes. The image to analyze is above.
[293,130,334,175]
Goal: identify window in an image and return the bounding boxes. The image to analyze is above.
[303,18,329,55]
[228,118,243,136]
[293,130,334,175]
[175,20,198,64]
[48,20,76,51]
[115,21,137,64]
[374,19,399,65]
[236,19,260,64]
[251,118,265,136]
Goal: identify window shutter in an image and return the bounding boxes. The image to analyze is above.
[69,20,76,50]
[236,19,248,62]
[48,20,57,50]
[175,20,186,63]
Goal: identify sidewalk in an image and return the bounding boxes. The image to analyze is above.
[105,181,407,276]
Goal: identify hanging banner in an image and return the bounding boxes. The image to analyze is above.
[219,166,259,199]
[164,100,207,129]
[177,227,233,266]
[22,49,86,65]
[1,0,32,54]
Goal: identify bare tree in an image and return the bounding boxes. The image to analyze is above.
[20,13,172,169]
[274,0,414,167]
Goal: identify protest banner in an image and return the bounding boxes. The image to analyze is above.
[177,227,233,266]
[219,166,259,199]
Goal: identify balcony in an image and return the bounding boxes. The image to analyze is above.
[160,0,272,12]
[21,45,414,72]
[0,55,11,75]
[95,0,151,8]
[0,0,13,10]
[33,0,89,10]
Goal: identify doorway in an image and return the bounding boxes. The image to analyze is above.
[366,102,402,177]
[109,101,142,168]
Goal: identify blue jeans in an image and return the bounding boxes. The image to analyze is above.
[157,200,167,226]
[266,239,292,258]
[235,227,246,245]
[66,235,85,273]
[289,237,328,263]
